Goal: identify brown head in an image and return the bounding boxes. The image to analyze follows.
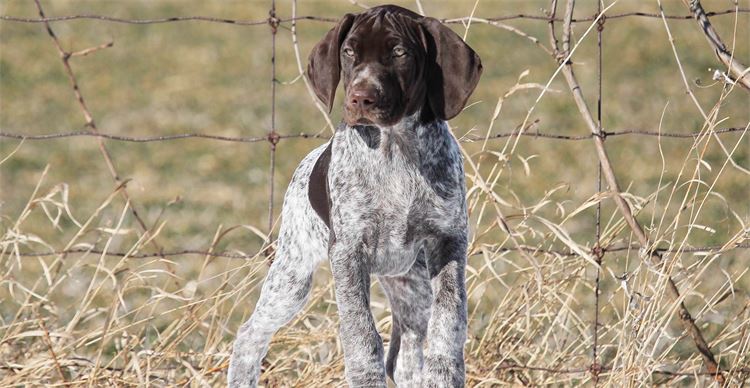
[307,5,482,127]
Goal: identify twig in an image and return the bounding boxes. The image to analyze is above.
[686,0,750,90]
[37,316,68,384]
[547,0,560,58]
[657,2,750,176]
[33,0,118,180]
[69,41,114,58]
[444,16,553,55]
[290,0,336,134]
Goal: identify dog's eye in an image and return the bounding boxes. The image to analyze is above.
[343,47,355,57]
[393,47,407,57]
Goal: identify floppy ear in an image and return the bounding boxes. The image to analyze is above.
[420,17,482,120]
[307,14,356,113]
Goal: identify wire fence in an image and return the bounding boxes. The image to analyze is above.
[1,0,749,386]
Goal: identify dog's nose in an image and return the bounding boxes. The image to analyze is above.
[348,88,377,109]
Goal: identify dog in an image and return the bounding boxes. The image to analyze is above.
[229,5,481,387]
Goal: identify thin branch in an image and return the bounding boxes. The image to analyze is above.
[33,0,118,179]
[69,41,114,57]
[290,0,336,134]
[658,1,750,177]
[547,0,560,58]
[686,0,750,90]
[444,16,553,55]
[37,316,67,383]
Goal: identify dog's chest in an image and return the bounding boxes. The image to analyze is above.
[327,123,465,275]
[331,127,425,219]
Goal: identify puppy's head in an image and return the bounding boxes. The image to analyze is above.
[307,5,482,127]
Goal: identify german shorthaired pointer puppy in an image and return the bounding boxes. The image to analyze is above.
[229,5,481,387]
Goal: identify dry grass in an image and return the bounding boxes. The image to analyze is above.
[1,0,749,386]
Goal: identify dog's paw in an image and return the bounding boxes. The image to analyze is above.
[422,355,465,387]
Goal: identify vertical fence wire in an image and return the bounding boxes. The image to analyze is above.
[591,1,605,383]
[266,0,280,257]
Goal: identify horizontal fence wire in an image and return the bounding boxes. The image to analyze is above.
[8,242,750,260]
[1,8,748,25]
[1,127,747,143]
[2,360,745,377]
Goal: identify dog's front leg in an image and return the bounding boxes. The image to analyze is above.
[422,236,468,387]
[330,241,386,387]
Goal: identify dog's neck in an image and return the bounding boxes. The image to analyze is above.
[341,111,447,164]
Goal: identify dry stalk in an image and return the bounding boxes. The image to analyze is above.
[37,315,67,384]
[443,16,554,56]
[291,0,336,134]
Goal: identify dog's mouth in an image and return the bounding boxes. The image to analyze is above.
[353,117,374,125]
[344,106,401,127]
[345,115,395,127]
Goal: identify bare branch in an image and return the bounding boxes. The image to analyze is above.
[69,41,114,58]
[686,0,750,90]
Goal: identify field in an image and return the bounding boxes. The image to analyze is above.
[1,0,749,386]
